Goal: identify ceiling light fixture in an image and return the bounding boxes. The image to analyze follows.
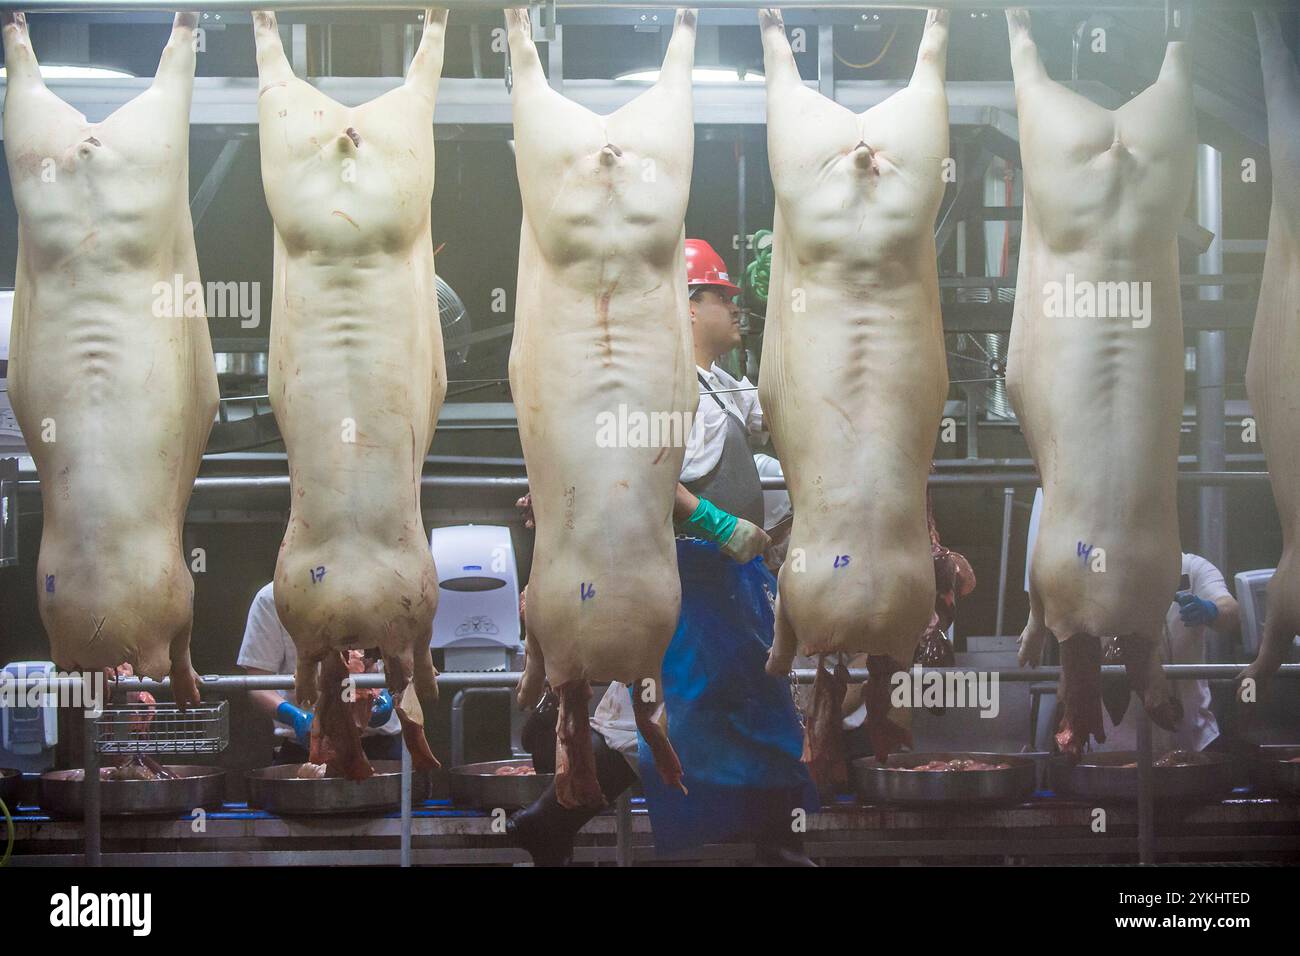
[617,67,763,83]
[0,64,135,80]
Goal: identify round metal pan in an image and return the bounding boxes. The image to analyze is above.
[1252,745,1300,796]
[40,766,226,818]
[245,761,430,816]
[1049,750,1236,803]
[851,752,1035,805]
[0,768,21,808]
[449,759,553,810]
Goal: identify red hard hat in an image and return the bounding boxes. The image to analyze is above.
[685,238,741,298]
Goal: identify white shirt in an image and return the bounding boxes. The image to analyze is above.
[590,682,640,771]
[1097,553,1225,753]
[236,582,400,738]
[753,452,792,531]
[680,363,765,483]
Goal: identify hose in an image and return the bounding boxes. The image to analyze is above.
[0,796,13,867]
[833,23,899,71]
[743,228,774,308]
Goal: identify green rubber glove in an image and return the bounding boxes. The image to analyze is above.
[684,496,739,545]
[684,497,770,563]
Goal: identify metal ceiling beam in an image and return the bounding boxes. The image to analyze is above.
[2,0,1296,11]
[0,77,1116,133]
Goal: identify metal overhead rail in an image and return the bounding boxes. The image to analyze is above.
[3,0,1296,12]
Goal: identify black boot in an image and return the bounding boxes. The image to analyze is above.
[754,834,817,867]
[506,784,596,867]
[507,731,636,866]
[753,789,817,867]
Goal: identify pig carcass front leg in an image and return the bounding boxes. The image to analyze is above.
[865,655,913,762]
[1115,633,1182,732]
[554,679,604,810]
[1055,634,1105,759]
[630,676,686,796]
[385,640,440,772]
[311,650,373,781]
[803,655,849,794]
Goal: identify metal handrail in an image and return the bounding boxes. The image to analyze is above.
[11,469,1275,498]
[6,663,1296,695]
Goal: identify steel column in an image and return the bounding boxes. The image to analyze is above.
[1196,144,1228,573]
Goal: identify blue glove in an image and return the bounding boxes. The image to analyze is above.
[1176,591,1219,627]
[369,689,394,728]
[276,701,314,747]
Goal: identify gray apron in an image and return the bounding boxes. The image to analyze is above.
[682,371,765,529]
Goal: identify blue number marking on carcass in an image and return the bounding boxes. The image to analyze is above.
[1077,541,1093,566]
[44,574,55,593]
[833,555,851,568]
[580,582,596,601]
[310,566,327,583]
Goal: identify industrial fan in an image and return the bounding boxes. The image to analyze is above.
[946,300,1014,424]
[438,275,472,370]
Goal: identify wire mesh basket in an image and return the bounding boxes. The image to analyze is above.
[93,700,229,756]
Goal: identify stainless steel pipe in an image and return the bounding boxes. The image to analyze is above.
[9,663,1296,696]
[15,470,1268,498]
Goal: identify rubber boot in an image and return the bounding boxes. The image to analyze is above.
[507,732,637,866]
[506,783,599,867]
[753,788,817,867]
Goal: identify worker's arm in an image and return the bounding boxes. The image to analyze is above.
[674,482,700,521]
[243,666,288,721]
[1175,591,1240,636]
[1210,594,1240,637]
[674,482,771,563]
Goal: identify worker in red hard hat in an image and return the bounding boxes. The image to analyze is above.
[511,237,817,865]
[648,237,817,860]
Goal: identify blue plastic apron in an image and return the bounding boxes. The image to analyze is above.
[637,537,818,853]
